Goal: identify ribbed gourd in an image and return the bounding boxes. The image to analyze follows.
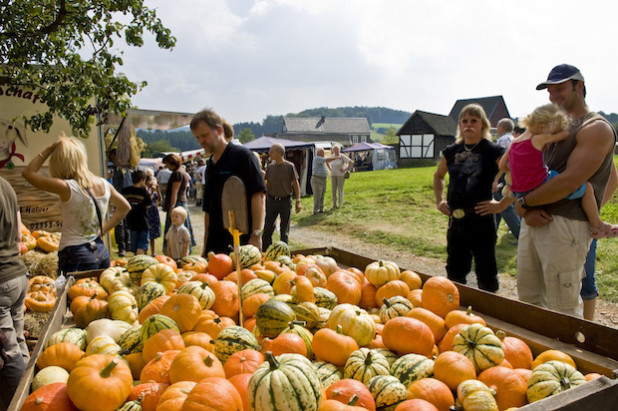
[390,353,434,388]
[264,241,291,261]
[255,299,297,338]
[214,325,260,363]
[249,352,322,411]
[139,314,179,344]
[453,323,504,372]
[231,244,262,269]
[312,361,342,389]
[126,255,158,284]
[366,374,408,409]
[527,360,586,403]
[343,348,390,384]
[46,328,87,350]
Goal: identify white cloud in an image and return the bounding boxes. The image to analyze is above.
[122,0,618,124]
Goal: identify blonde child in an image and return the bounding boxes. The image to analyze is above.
[165,206,191,260]
[500,104,616,238]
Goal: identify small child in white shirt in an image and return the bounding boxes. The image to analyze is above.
[165,206,191,260]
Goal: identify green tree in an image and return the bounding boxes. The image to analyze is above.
[238,128,255,144]
[0,1,176,137]
[382,126,399,145]
[142,140,178,159]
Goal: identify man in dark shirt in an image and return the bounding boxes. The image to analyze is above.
[121,169,151,255]
[191,109,266,254]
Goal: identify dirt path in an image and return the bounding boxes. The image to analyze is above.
[185,205,618,329]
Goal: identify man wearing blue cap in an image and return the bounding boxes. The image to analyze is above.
[514,64,617,317]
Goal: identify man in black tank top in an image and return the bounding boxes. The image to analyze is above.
[514,64,617,318]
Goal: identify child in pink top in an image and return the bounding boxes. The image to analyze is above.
[500,104,616,238]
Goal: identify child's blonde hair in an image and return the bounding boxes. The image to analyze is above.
[520,104,569,134]
[171,206,187,222]
[49,135,96,188]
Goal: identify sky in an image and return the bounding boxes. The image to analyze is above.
[120,0,618,125]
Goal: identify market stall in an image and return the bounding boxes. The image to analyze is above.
[342,142,397,172]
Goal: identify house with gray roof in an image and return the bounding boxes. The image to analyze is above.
[277,116,371,146]
[448,95,510,128]
[396,110,457,161]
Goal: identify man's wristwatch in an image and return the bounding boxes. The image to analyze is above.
[296,198,301,204]
[252,229,263,237]
[516,196,529,209]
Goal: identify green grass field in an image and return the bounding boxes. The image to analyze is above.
[292,161,618,303]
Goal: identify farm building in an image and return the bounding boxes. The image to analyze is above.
[396,110,457,162]
[276,116,371,147]
[448,95,511,129]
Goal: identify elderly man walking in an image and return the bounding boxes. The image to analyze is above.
[262,143,301,250]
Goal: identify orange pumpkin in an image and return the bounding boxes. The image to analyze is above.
[359,280,379,310]
[73,296,109,328]
[66,354,133,411]
[243,293,271,318]
[421,276,460,318]
[313,326,359,367]
[293,275,315,303]
[169,345,225,383]
[193,313,236,339]
[142,329,186,362]
[437,323,467,353]
[444,306,486,328]
[155,255,178,270]
[406,378,454,411]
[321,394,372,411]
[228,373,252,411]
[406,307,447,342]
[68,278,108,301]
[433,351,476,391]
[303,264,327,287]
[128,382,170,411]
[183,261,208,274]
[21,382,79,411]
[374,280,410,306]
[381,316,434,357]
[399,270,423,291]
[37,233,61,253]
[406,289,423,307]
[326,271,362,305]
[210,280,239,319]
[37,342,85,372]
[223,349,265,378]
[180,377,243,411]
[191,272,219,285]
[325,379,376,411]
[496,331,533,370]
[182,331,215,352]
[531,349,576,370]
[159,293,202,332]
[140,350,181,384]
[123,352,147,380]
[272,270,297,295]
[478,366,528,410]
[260,333,308,358]
[586,372,603,382]
[394,399,439,411]
[155,380,196,411]
[206,252,234,279]
[25,291,56,312]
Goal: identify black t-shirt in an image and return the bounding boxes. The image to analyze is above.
[203,143,266,253]
[164,169,189,210]
[443,139,504,209]
[121,185,151,230]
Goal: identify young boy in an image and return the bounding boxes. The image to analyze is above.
[121,169,151,255]
[165,206,191,260]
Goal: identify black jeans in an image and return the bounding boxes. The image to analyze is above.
[58,237,110,275]
[262,196,292,251]
[446,214,499,292]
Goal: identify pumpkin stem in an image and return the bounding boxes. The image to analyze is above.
[364,351,373,365]
[203,355,214,367]
[265,351,279,370]
[466,306,473,315]
[382,297,391,307]
[378,260,384,267]
[336,324,344,335]
[100,358,119,378]
[290,320,307,328]
[495,330,506,340]
[348,394,360,406]
[561,377,572,390]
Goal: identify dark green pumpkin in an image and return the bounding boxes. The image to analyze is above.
[255,298,297,338]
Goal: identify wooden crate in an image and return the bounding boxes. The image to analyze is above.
[10,249,618,409]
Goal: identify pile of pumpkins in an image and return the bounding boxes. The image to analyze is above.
[22,242,601,411]
[20,223,61,255]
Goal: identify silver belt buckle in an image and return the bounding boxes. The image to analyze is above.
[452,209,465,219]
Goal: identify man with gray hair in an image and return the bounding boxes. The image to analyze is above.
[262,143,301,250]
[493,118,521,241]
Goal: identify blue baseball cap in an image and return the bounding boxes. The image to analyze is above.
[536,64,585,90]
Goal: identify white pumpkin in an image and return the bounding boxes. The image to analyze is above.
[86,318,132,344]
[32,366,70,391]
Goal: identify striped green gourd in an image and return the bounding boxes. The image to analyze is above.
[264,240,291,261]
[271,293,298,305]
[255,299,297,338]
[46,327,87,350]
[231,244,262,269]
[390,353,434,387]
[117,324,143,354]
[278,320,314,359]
[126,255,158,284]
[379,296,415,323]
[136,281,166,310]
[177,280,216,310]
[290,302,320,331]
[313,287,338,310]
[453,323,504,372]
[139,314,179,344]
[249,352,322,411]
[317,307,331,330]
[344,348,391,385]
[275,254,296,271]
[372,348,399,369]
[178,255,208,268]
[366,374,408,409]
[527,360,586,403]
[85,335,121,356]
[311,361,342,389]
[241,278,274,300]
[214,325,260,363]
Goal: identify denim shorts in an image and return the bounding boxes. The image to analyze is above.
[581,239,599,300]
[130,230,150,253]
[58,237,110,275]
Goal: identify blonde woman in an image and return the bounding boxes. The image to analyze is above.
[22,136,130,274]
